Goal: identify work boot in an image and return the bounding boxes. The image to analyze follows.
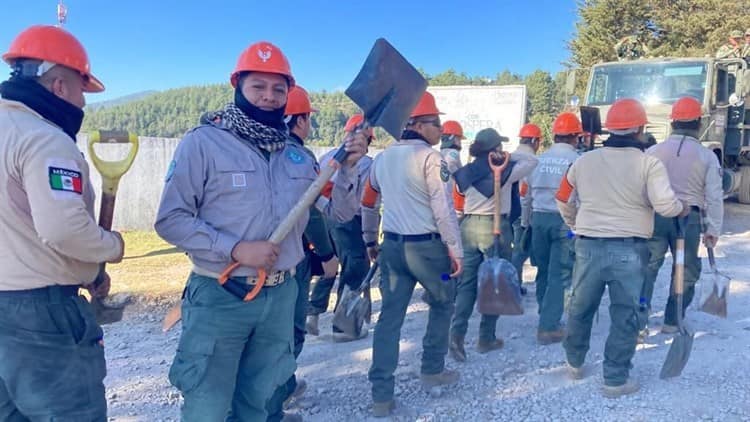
[305,315,319,336]
[537,328,565,345]
[602,378,640,398]
[281,412,303,422]
[372,400,395,418]
[448,335,466,362]
[420,369,460,390]
[477,338,504,354]
[283,379,307,409]
[661,324,679,334]
[567,362,585,380]
[520,285,528,296]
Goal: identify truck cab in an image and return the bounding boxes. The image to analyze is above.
[583,57,750,203]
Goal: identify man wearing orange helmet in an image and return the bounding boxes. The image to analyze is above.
[361,92,463,417]
[0,25,124,420]
[522,114,581,345]
[307,113,374,340]
[440,120,465,194]
[639,96,723,338]
[264,85,341,421]
[556,98,687,397]
[155,41,367,421]
[512,123,543,289]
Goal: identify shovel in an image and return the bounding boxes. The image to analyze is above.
[699,247,729,318]
[87,130,139,325]
[660,216,694,379]
[332,262,379,338]
[162,38,426,332]
[477,152,523,316]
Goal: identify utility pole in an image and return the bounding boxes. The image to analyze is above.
[57,0,67,27]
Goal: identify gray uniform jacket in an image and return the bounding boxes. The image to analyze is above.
[361,138,463,259]
[646,133,723,237]
[154,123,359,276]
[523,143,579,223]
[319,149,373,219]
[461,151,538,216]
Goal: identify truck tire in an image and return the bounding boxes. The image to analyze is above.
[739,166,750,204]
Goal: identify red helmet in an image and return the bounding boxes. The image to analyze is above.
[231,41,295,88]
[442,120,465,139]
[284,86,317,116]
[410,92,442,118]
[670,97,702,122]
[519,123,542,139]
[3,25,104,92]
[552,112,583,135]
[344,114,374,139]
[605,98,648,130]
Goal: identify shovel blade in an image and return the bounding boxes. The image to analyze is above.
[91,296,129,325]
[699,284,728,318]
[332,285,369,338]
[477,257,523,316]
[345,38,427,139]
[659,330,694,379]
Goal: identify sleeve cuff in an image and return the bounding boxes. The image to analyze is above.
[215,232,242,262]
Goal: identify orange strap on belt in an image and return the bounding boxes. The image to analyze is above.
[218,263,266,301]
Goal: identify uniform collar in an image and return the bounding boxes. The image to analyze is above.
[549,142,577,152]
[515,143,536,155]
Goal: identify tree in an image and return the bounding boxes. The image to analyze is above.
[495,69,523,85]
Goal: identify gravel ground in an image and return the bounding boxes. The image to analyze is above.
[104,202,750,421]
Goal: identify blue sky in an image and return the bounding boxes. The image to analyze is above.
[0,1,578,102]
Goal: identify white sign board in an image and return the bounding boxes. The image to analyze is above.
[428,85,527,163]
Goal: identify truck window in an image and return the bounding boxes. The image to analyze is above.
[587,61,707,106]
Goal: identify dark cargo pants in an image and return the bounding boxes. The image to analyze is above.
[563,237,648,387]
[171,273,296,422]
[511,218,531,280]
[639,211,702,329]
[369,235,454,403]
[308,216,370,316]
[0,286,107,422]
[531,212,574,331]
[451,215,512,342]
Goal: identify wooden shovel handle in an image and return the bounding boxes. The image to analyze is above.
[489,152,510,236]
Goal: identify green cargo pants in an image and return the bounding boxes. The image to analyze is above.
[451,214,512,342]
[563,237,648,387]
[640,210,702,328]
[267,254,311,421]
[0,285,107,422]
[531,212,574,331]
[369,235,454,403]
[171,272,297,422]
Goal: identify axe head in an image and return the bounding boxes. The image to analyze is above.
[345,38,427,140]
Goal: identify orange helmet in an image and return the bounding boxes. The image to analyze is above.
[231,41,295,88]
[519,123,542,139]
[344,114,374,139]
[670,97,702,122]
[284,85,317,116]
[410,91,442,118]
[3,25,104,92]
[442,120,465,139]
[552,112,583,135]
[604,98,648,130]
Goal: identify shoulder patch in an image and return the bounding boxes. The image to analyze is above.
[449,150,460,159]
[440,160,450,182]
[49,166,82,194]
[287,148,305,164]
[165,160,176,182]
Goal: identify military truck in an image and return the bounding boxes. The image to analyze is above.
[577,57,750,203]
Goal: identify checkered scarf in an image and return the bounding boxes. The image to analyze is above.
[201,103,288,152]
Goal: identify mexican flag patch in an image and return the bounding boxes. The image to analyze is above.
[49,167,83,194]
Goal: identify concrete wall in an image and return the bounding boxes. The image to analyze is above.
[78,136,357,230]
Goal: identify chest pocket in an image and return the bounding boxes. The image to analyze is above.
[281,150,317,200]
[214,157,264,204]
